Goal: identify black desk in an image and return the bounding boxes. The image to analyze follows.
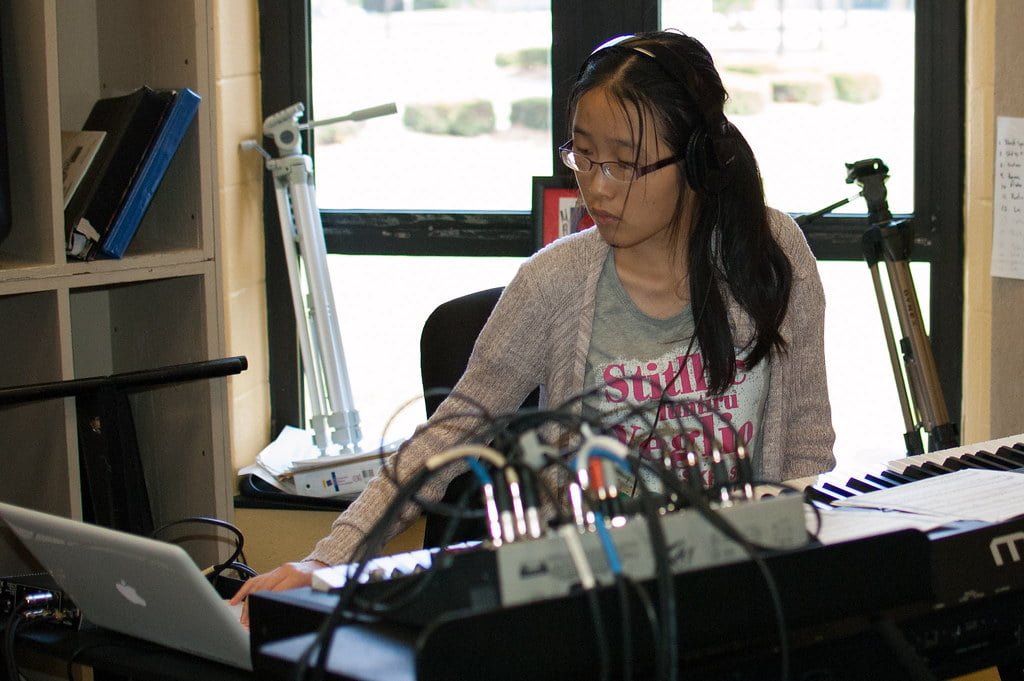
[257,625,417,681]
[9,621,252,681]
[252,624,934,681]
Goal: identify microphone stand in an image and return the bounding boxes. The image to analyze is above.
[241,102,397,458]
[798,158,959,456]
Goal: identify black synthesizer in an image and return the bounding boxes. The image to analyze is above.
[250,434,1024,681]
[797,432,1024,679]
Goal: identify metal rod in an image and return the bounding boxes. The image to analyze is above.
[0,357,248,406]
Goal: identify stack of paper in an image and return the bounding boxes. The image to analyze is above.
[831,469,1024,522]
[809,469,1024,544]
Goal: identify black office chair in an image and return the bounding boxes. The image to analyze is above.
[418,287,538,548]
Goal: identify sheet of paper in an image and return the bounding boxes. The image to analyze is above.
[237,462,298,494]
[806,506,957,545]
[254,425,321,476]
[235,426,321,494]
[991,115,1024,279]
[832,469,1024,522]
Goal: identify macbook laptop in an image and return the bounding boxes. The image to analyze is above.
[0,501,252,670]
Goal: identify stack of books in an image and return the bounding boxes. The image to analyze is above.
[63,86,201,260]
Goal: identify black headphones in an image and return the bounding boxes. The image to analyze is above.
[588,34,737,194]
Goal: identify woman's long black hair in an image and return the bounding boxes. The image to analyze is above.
[568,30,793,396]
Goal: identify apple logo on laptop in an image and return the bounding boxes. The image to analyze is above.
[115,579,147,607]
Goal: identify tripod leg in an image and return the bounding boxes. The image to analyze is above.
[267,153,363,454]
[289,176,362,450]
[867,260,924,456]
[882,257,958,451]
[271,171,334,453]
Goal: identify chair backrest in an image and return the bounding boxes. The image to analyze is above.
[420,287,505,420]
[418,287,537,548]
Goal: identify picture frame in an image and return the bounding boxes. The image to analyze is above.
[531,175,592,250]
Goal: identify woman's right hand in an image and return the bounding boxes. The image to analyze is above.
[229,559,328,627]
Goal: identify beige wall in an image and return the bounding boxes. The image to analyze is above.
[986,1,1024,439]
[963,0,1024,442]
[962,1,996,443]
[209,2,1023,469]
[211,0,272,471]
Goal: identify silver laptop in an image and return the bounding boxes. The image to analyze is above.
[0,501,252,671]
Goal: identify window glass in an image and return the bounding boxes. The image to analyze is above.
[323,256,933,462]
[324,256,933,464]
[308,0,931,468]
[310,0,552,211]
[326,255,525,444]
[659,0,922,464]
[661,0,914,215]
[819,260,932,468]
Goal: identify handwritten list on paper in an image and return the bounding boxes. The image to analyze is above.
[992,116,1024,280]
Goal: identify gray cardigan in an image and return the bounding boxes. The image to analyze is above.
[307,208,835,565]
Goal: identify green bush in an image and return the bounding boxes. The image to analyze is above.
[723,63,776,77]
[313,121,359,146]
[495,47,549,71]
[403,99,496,136]
[724,88,765,116]
[450,100,496,136]
[713,0,755,12]
[402,104,451,135]
[510,97,550,130]
[831,72,883,103]
[771,78,827,105]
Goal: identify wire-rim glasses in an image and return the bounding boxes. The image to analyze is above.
[559,141,683,183]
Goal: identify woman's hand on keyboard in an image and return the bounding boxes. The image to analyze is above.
[230,559,328,627]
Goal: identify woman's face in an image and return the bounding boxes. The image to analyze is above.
[569,86,686,252]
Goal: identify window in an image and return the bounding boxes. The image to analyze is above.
[310,2,553,212]
[259,1,964,467]
[660,0,915,215]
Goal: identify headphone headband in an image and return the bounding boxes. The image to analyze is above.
[593,36,717,121]
[587,32,737,193]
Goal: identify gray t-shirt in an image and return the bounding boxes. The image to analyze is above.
[583,251,770,493]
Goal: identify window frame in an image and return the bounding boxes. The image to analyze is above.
[259,0,965,441]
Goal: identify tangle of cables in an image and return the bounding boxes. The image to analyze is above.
[291,385,816,681]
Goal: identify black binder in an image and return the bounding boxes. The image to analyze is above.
[65,86,175,259]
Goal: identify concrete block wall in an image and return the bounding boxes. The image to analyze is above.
[211,0,271,472]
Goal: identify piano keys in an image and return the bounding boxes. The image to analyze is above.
[799,432,1024,616]
[802,432,1024,506]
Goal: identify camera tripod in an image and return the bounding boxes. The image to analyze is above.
[799,159,959,456]
[242,101,397,457]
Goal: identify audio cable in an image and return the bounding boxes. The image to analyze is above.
[556,525,611,681]
[149,516,258,581]
[4,592,57,681]
[309,381,809,681]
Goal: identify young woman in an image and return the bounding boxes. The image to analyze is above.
[232,30,835,617]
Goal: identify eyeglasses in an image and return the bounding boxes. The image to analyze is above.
[559,141,683,183]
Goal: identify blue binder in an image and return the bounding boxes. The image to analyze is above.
[100,88,201,258]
